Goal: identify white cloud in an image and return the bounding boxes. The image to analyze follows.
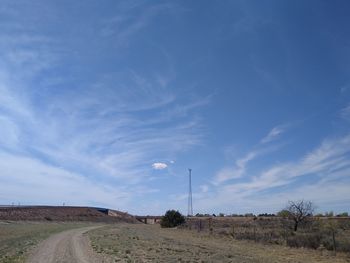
[213,146,281,185]
[261,126,285,144]
[100,2,174,46]
[0,5,207,212]
[0,152,131,209]
[340,104,350,120]
[340,85,349,93]
[214,151,256,184]
[200,185,209,193]
[0,116,20,148]
[228,135,350,194]
[152,162,168,170]
[214,124,288,185]
[201,134,350,213]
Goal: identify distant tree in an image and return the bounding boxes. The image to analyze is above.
[244,213,255,217]
[314,213,324,217]
[160,210,185,228]
[277,209,290,218]
[230,213,239,217]
[280,200,315,232]
[258,213,276,217]
[218,213,225,217]
[325,211,334,217]
[336,212,348,217]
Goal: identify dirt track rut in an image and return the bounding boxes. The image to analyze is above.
[26,226,102,263]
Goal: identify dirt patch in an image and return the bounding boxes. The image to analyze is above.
[26,226,107,263]
[0,222,93,262]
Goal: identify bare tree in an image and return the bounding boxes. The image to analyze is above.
[284,200,315,231]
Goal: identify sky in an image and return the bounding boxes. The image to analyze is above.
[0,0,350,215]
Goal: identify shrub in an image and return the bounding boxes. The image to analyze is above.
[160,210,185,228]
[277,209,291,218]
[258,213,276,217]
[336,212,348,217]
[286,233,322,249]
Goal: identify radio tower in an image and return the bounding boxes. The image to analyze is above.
[187,168,193,216]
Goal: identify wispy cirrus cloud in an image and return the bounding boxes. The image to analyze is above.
[0,1,207,212]
[0,152,131,209]
[340,104,350,121]
[200,133,350,213]
[214,151,257,184]
[213,124,288,184]
[261,125,286,144]
[100,2,175,45]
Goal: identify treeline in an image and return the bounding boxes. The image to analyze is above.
[315,212,349,217]
[194,212,349,217]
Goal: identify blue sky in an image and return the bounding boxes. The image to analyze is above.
[0,0,350,215]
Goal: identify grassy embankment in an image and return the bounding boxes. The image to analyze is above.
[0,221,91,263]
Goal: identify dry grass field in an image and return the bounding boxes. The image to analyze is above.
[88,223,350,262]
[0,221,91,263]
[1,219,349,262]
[184,216,350,253]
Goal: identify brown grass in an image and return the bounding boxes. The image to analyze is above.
[0,206,136,223]
[88,223,350,262]
[185,216,350,253]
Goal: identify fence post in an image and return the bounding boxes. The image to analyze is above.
[253,224,257,242]
[209,218,213,235]
[332,230,336,256]
[198,219,202,232]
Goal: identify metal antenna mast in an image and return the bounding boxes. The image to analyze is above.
[187,168,193,216]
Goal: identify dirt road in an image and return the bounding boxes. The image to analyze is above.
[26,226,103,263]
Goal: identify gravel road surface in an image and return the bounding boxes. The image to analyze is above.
[26,226,103,263]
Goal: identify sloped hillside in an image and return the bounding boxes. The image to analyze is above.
[0,206,136,223]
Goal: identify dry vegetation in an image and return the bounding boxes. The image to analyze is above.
[0,221,91,263]
[0,206,135,223]
[1,210,349,263]
[185,216,350,254]
[88,223,350,262]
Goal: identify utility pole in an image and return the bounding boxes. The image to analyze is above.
[188,168,193,216]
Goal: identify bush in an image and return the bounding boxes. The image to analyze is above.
[286,233,322,249]
[336,212,348,217]
[314,213,324,217]
[160,210,185,228]
[258,213,276,217]
[277,210,291,218]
